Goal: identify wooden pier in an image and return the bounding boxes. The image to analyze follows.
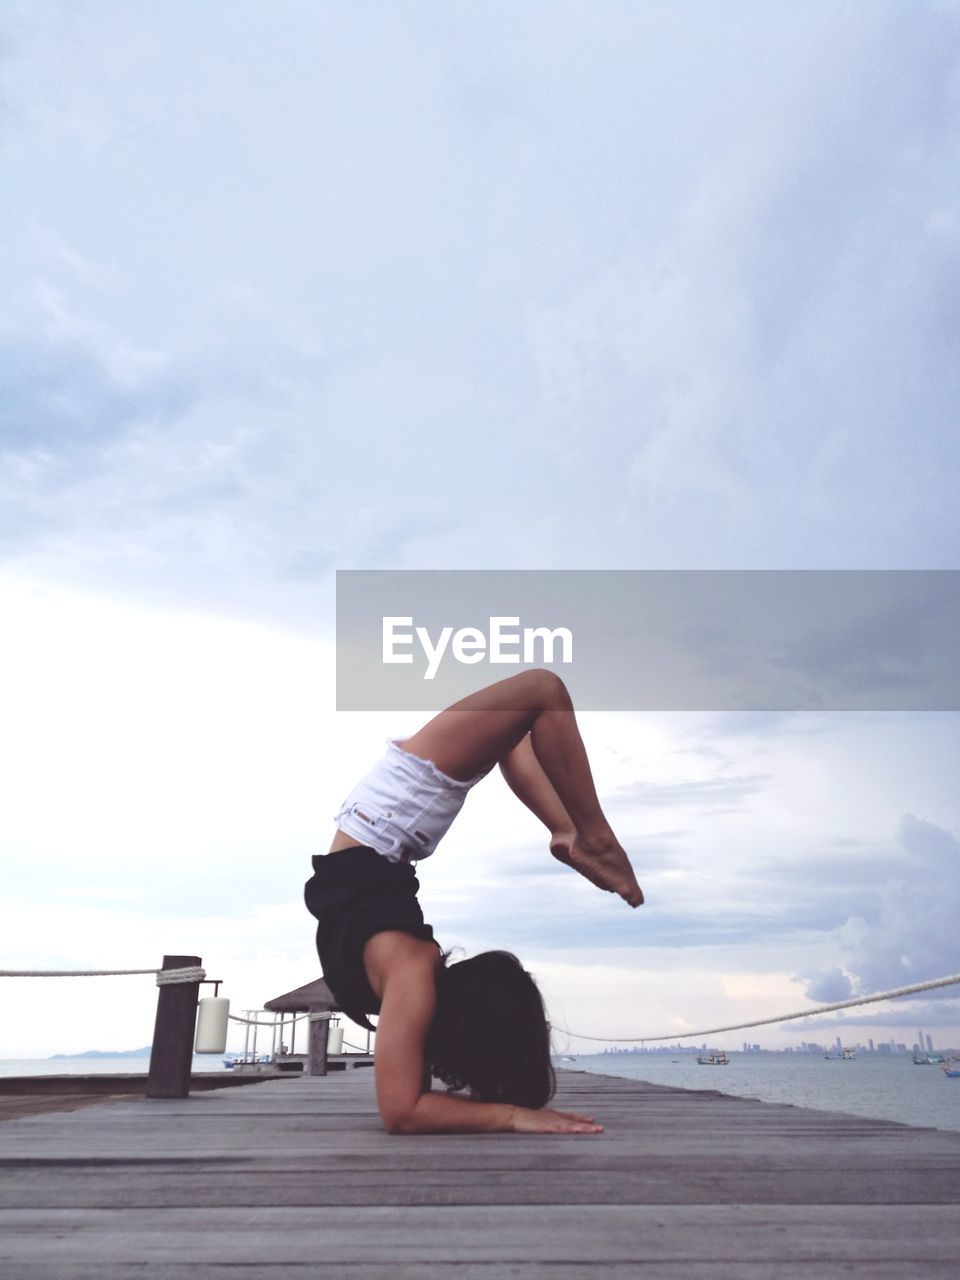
[2,1068,959,1276]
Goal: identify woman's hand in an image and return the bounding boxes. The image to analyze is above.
[509,1105,604,1134]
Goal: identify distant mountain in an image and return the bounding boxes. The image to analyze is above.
[49,1047,153,1059]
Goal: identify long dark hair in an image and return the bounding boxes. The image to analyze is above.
[425,950,556,1109]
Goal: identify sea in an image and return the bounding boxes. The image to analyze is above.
[0,1055,227,1078]
[3,1050,959,1133]
[570,1051,960,1133]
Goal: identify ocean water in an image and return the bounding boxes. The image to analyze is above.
[571,1052,960,1133]
[5,1052,959,1134]
[0,1055,228,1078]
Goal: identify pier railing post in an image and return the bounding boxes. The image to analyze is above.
[308,1012,330,1077]
[146,954,202,1099]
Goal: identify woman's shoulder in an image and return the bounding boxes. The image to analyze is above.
[362,930,442,999]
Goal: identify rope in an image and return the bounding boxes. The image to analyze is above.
[156,967,206,985]
[0,966,205,985]
[227,1012,314,1027]
[556,971,960,1044]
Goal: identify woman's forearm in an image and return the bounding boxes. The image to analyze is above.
[388,1089,517,1134]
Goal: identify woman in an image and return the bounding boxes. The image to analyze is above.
[304,668,643,1135]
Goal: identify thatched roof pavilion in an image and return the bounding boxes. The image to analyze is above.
[264,977,339,1014]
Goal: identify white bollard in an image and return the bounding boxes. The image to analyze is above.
[194,996,230,1053]
[327,1024,343,1055]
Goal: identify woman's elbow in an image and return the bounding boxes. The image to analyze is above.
[380,1105,418,1135]
[383,1115,415,1136]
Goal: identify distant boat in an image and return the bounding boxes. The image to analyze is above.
[697,1052,729,1065]
[941,1059,960,1079]
[913,1053,946,1065]
[825,1047,856,1060]
[223,1053,272,1069]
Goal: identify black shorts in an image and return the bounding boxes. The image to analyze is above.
[303,845,438,1030]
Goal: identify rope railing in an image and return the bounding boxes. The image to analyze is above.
[0,966,206,984]
[1,966,351,1069]
[9,967,959,1045]
[227,1011,313,1027]
[556,971,960,1044]
[1,957,213,1097]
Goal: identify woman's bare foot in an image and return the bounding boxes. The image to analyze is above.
[549,830,576,864]
[550,831,609,892]
[551,830,644,907]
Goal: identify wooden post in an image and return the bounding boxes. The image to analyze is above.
[146,954,202,1099]
[308,1012,330,1077]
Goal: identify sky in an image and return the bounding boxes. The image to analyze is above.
[1,0,958,1057]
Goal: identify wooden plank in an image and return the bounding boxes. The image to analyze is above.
[2,1163,959,1208]
[0,1069,957,1274]
[1,1204,959,1265]
[5,1265,960,1280]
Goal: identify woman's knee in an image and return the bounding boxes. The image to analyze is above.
[517,667,571,710]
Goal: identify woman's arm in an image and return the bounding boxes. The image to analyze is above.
[369,934,602,1136]
[395,1090,604,1135]
[370,938,443,1132]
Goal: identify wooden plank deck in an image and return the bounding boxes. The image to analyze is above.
[1,1068,959,1277]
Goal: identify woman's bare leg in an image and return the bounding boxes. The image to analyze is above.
[398,670,643,907]
[499,737,614,894]
[499,735,576,849]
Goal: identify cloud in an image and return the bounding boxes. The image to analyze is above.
[2,6,960,1053]
[607,771,771,811]
[782,1002,960,1032]
[1,2,958,616]
[798,966,855,1003]
[844,814,960,992]
[418,845,865,956]
[701,712,833,740]
[781,577,960,708]
[790,813,960,1006]
[0,325,191,456]
[521,2,960,567]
